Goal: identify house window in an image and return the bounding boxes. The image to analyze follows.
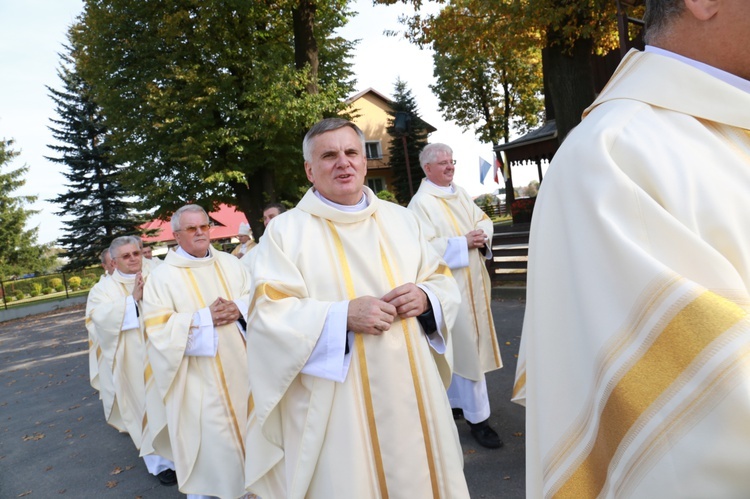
[367,177,385,193]
[365,141,382,160]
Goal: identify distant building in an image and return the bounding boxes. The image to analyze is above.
[344,88,436,196]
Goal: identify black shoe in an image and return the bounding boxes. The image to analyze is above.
[156,469,177,486]
[452,408,464,420]
[467,419,503,449]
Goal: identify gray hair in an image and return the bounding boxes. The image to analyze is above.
[109,236,141,259]
[419,143,453,172]
[302,118,366,162]
[100,248,111,265]
[643,0,686,44]
[170,204,209,233]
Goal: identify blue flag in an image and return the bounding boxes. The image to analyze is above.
[479,157,492,183]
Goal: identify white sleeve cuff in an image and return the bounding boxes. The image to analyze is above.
[185,308,218,357]
[417,285,446,354]
[121,295,140,331]
[444,237,469,269]
[300,301,352,382]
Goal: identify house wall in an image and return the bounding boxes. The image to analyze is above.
[345,93,396,194]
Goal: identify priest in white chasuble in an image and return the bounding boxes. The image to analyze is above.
[85,248,115,392]
[143,204,251,499]
[244,118,470,499]
[408,143,504,449]
[515,1,750,497]
[85,236,175,484]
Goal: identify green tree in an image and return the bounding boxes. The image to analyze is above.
[0,140,54,279]
[386,78,431,204]
[73,0,355,238]
[379,0,642,142]
[47,43,142,271]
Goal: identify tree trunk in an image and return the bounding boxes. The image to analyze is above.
[543,35,597,144]
[293,0,318,94]
[231,168,274,242]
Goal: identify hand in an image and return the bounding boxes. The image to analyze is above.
[132,272,144,302]
[381,283,428,318]
[209,297,241,327]
[347,296,397,335]
[465,229,488,250]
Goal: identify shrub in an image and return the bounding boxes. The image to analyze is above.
[42,287,54,295]
[68,276,81,290]
[55,285,65,292]
[80,278,94,289]
[376,190,398,203]
[49,277,63,288]
[32,283,42,293]
[14,290,25,300]
[29,289,40,297]
[7,295,17,302]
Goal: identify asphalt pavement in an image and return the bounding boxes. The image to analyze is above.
[0,298,526,498]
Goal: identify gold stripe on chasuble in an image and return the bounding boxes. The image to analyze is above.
[215,352,245,455]
[85,317,92,326]
[144,363,153,384]
[512,370,526,400]
[324,220,388,499]
[552,291,747,499]
[142,412,149,432]
[250,283,291,313]
[436,264,452,278]
[183,267,245,456]
[247,393,255,419]
[88,339,93,348]
[377,236,441,499]
[96,346,102,361]
[438,199,501,366]
[144,314,170,329]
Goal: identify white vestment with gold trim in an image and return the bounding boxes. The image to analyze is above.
[515,49,750,498]
[85,273,109,392]
[86,265,172,462]
[244,187,469,499]
[143,250,250,499]
[409,179,503,380]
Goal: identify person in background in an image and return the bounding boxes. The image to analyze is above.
[408,142,503,449]
[231,223,256,259]
[143,205,252,499]
[86,236,176,486]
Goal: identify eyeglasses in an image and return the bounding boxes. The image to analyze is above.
[177,224,211,234]
[433,160,456,166]
[115,250,142,260]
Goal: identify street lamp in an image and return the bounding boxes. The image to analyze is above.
[393,111,414,199]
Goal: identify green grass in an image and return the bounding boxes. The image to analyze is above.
[2,288,90,309]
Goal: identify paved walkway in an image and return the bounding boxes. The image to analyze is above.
[0,299,526,498]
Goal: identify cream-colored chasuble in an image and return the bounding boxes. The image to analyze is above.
[515,49,750,498]
[409,179,503,380]
[143,250,250,499]
[85,265,172,461]
[245,187,469,499]
[85,273,109,392]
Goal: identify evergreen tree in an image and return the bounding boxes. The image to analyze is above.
[0,139,54,279]
[386,79,431,204]
[47,45,141,271]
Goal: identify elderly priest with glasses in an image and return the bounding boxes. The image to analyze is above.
[143,205,252,499]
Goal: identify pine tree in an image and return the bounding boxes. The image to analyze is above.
[47,45,141,271]
[386,79,431,204]
[0,139,53,279]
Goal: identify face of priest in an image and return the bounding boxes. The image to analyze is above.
[174,211,212,258]
[112,243,143,275]
[101,251,115,275]
[263,207,281,227]
[237,234,250,244]
[424,150,455,188]
[142,246,153,259]
[304,126,367,205]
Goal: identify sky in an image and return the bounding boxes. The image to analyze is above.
[0,0,527,246]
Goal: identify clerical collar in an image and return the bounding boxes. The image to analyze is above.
[176,246,211,260]
[426,179,455,193]
[115,269,138,278]
[313,189,369,212]
[645,46,750,94]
